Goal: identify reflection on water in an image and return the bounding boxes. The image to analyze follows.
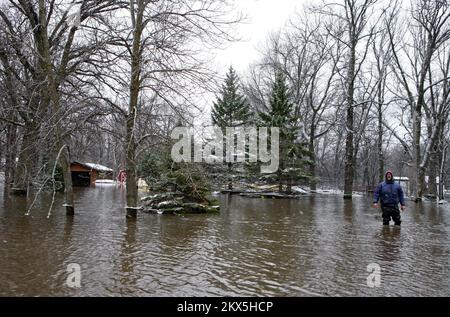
[0,184,449,296]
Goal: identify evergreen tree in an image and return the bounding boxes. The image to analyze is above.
[211,66,252,128]
[259,71,310,193]
[211,66,252,190]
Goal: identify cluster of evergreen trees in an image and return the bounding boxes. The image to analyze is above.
[137,67,311,196]
[211,67,311,193]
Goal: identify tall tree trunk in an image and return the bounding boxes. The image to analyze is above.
[0,52,18,195]
[377,82,384,183]
[38,0,74,215]
[227,162,233,190]
[412,108,423,201]
[309,126,317,191]
[4,123,17,196]
[343,42,356,200]
[1,50,24,196]
[417,115,443,202]
[333,131,343,190]
[278,168,283,193]
[125,111,138,218]
[125,0,144,218]
[413,40,434,201]
[427,147,438,198]
[12,121,39,196]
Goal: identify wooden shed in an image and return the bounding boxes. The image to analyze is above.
[71,162,114,187]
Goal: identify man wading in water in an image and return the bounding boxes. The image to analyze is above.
[373,171,406,226]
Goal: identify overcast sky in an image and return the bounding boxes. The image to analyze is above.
[214,0,305,74]
[0,0,303,75]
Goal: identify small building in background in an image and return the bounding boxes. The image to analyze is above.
[70,162,114,187]
[394,177,409,196]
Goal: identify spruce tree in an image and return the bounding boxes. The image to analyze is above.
[211,66,252,190]
[212,66,251,129]
[259,71,310,193]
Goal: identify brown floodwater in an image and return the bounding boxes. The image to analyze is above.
[0,181,449,296]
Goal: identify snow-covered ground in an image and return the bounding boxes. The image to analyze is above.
[314,189,343,195]
[292,186,308,194]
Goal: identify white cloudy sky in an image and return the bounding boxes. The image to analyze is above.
[214,0,305,74]
[0,0,303,74]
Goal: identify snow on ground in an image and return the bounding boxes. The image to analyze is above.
[292,186,309,194]
[314,189,343,195]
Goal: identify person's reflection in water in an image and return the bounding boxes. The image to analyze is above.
[378,226,402,280]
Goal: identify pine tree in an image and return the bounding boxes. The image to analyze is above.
[211,66,252,128]
[259,71,310,193]
[211,66,252,190]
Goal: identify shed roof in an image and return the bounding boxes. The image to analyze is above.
[72,162,113,172]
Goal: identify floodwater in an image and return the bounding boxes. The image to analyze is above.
[0,182,449,297]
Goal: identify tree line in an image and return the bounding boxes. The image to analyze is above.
[240,0,449,201]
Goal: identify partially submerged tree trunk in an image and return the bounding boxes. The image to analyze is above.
[4,122,17,196]
[278,169,283,193]
[37,0,74,215]
[12,119,40,196]
[309,126,317,191]
[125,0,144,218]
[227,162,233,190]
[427,150,438,198]
[0,51,18,195]
[125,108,138,218]
[343,40,356,200]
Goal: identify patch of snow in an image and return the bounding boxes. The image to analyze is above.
[95,180,116,184]
[315,189,343,195]
[292,186,308,194]
[85,163,113,172]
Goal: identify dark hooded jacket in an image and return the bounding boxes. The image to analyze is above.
[373,171,405,207]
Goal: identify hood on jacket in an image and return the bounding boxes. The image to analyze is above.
[385,170,394,183]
